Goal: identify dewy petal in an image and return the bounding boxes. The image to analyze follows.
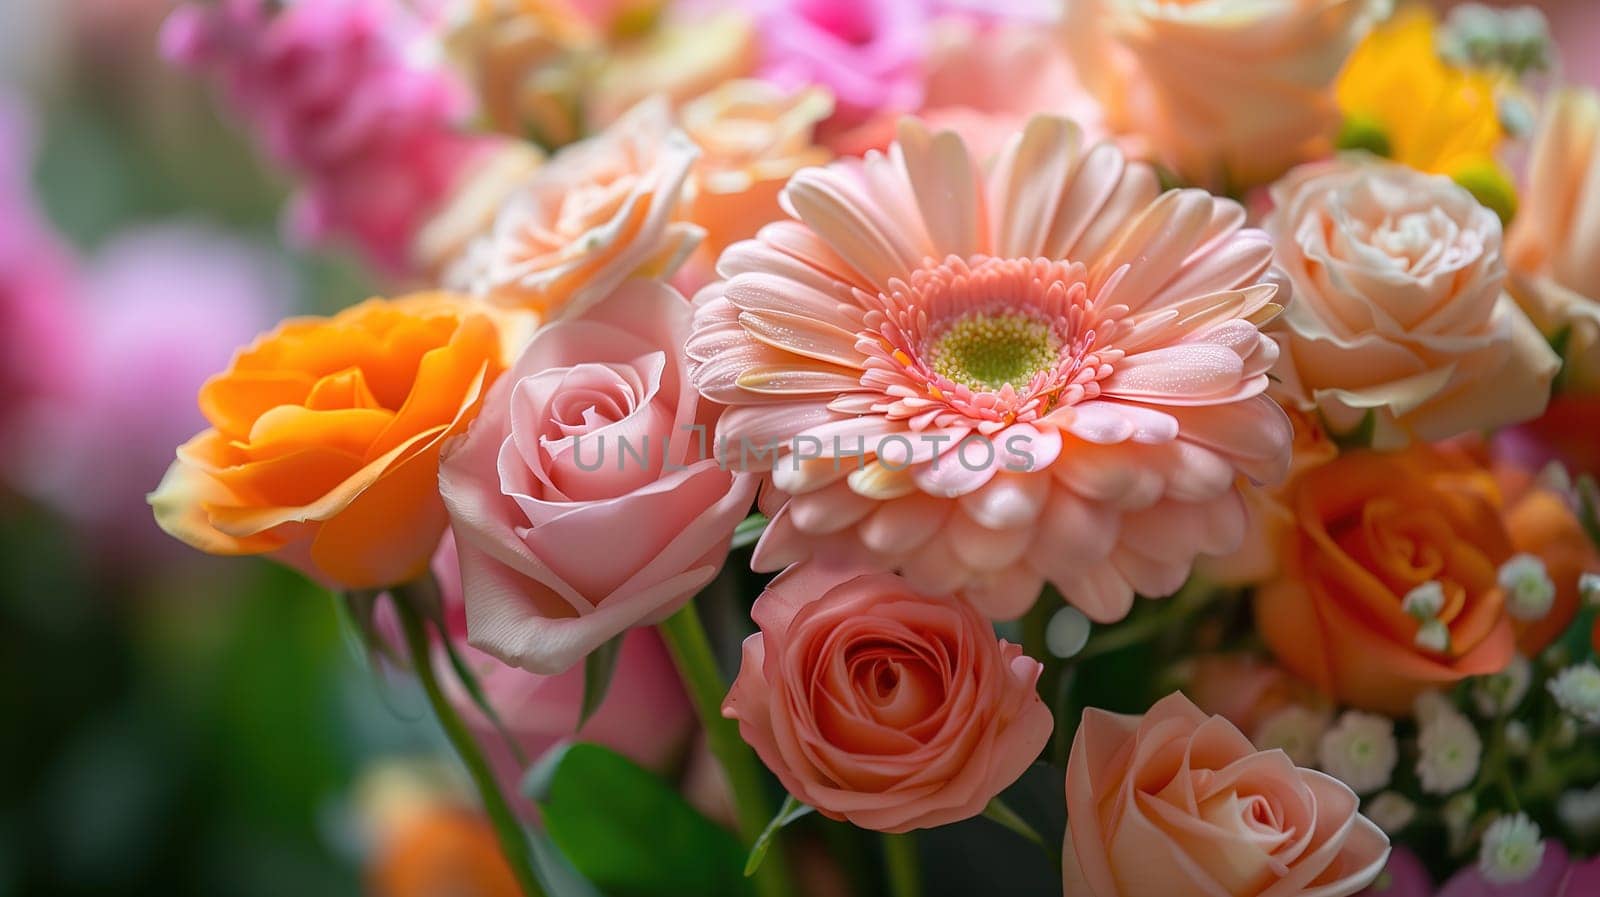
[687,114,1292,622]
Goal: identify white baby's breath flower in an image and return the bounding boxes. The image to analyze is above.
[1416,619,1452,653]
[1558,783,1600,840]
[1478,813,1544,885]
[1580,571,1600,608]
[1318,711,1398,794]
[1472,654,1532,717]
[1548,663,1600,724]
[1252,705,1330,768]
[1417,707,1484,794]
[1364,792,1417,835]
[1499,554,1556,621]
[1402,581,1445,620]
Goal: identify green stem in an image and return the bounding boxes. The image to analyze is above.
[881,832,922,897]
[658,603,796,897]
[394,591,547,897]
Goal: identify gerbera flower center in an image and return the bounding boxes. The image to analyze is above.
[927,311,1063,392]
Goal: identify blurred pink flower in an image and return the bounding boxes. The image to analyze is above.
[420,536,695,815]
[161,0,485,271]
[1437,841,1600,897]
[752,0,930,127]
[0,93,76,471]
[13,224,285,565]
[1356,849,1432,897]
[827,15,1106,160]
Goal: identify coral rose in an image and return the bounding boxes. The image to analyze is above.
[1267,158,1560,449]
[456,97,703,320]
[1064,692,1389,897]
[1255,447,1518,715]
[150,293,506,590]
[723,561,1053,832]
[1505,87,1600,393]
[1062,0,1384,190]
[439,280,756,675]
[690,115,1293,622]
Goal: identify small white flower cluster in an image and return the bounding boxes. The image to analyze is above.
[1548,663,1600,725]
[1318,711,1397,795]
[1558,783,1600,841]
[1364,792,1416,835]
[1478,813,1544,885]
[1472,654,1532,717]
[1498,555,1556,622]
[1414,695,1483,795]
[1403,581,1454,653]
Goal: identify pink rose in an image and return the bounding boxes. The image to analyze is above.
[439,279,756,674]
[420,537,695,812]
[1065,692,1389,897]
[1355,849,1431,897]
[723,561,1053,833]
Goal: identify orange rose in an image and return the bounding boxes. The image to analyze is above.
[368,807,519,897]
[1496,464,1600,655]
[1255,446,1517,715]
[150,294,506,589]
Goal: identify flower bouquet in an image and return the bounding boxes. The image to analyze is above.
[150,1,1600,895]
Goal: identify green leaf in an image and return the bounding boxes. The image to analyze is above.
[525,743,753,897]
[529,833,609,897]
[744,795,812,876]
[731,514,769,550]
[579,635,625,731]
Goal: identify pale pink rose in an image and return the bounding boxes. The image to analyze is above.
[439,279,756,674]
[690,115,1293,623]
[1505,87,1600,393]
[454,98,703,321]
[723,561,1053,833]
[13,224,285,565]
[1437,841,1600,897]
[1065,692,1390,897]
[1063,0,1384,190]
[421,537,694,810]
[1267,157,1560,449]
[162,0,485,271]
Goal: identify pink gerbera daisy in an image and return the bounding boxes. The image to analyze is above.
[688,116,1293,622]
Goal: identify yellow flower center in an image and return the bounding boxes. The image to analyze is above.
[927,311,1061,392]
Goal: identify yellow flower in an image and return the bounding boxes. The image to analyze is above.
[1336,7,1517,219]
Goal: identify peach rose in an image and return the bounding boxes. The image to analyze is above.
[723,561,1053,833]
[1505,87,1600,393]
[150,293,506,589]
[1065,692,1389,897]
[439,279,756,674]
[1176,654,1325,739]
[1267,158,1560,449]
[586,12,759,129]
[677,80,832,278]
[1062,0,1384,190]
[456,97,703,320]
[1255,447,1517,715]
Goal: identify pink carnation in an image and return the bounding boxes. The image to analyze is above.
[752,0,930,126]
[161,0,483,271]
[689,116,1293,621]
